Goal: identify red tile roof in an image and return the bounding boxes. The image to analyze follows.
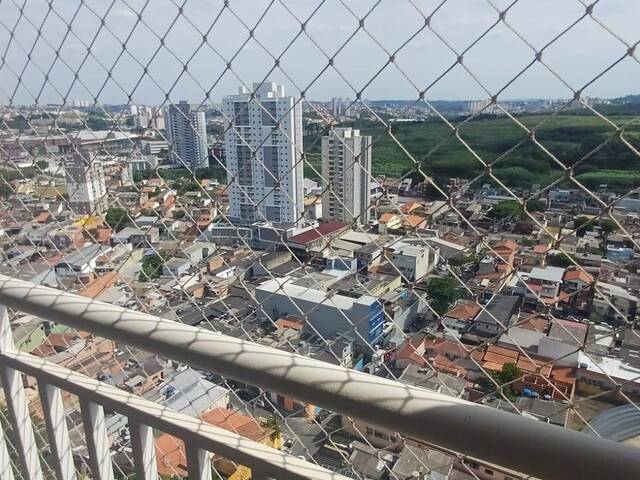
[287,221,348,246]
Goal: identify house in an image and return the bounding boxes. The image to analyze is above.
[386,242,432,282]
[481,345,575,400]
[538,319,587,367]
[286,221,349,253]
[524,266,566,308]
[442,301,482,334]
[470,295,520,338]
[378,213,402,234]
[111,226,159,247]
[162,257,192,277]
[53,244,110,282]
[592,281,639,326]
[154,407,277,478]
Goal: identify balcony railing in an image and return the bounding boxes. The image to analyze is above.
[0,273,639,480]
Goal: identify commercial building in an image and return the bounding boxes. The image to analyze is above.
[321,127,372,225]
[222,82,303,224]
[166,100,208,168]
[255,276,385,347]
[65,149,107,215]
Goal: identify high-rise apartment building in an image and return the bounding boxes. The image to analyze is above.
[166,101,208,169]
[321,128,372,225]
[222,82,303,225]
[65,148,108,215]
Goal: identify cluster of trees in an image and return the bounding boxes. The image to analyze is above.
[105,207,131,231]
[574,216,618,239]
[489,199,546,220]
[140,254,164,281]
[426,275,461,316]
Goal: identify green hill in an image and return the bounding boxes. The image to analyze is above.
[303,113,640,192]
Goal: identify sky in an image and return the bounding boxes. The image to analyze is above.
[0,0,638,106]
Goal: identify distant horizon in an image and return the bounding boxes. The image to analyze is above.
[4,92,640,109]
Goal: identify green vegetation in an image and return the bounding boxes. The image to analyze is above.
[134,166,226,184]
[599,218,618,239]
[490,200,522,219]
[426,275,461,316]
[574,216,593,237]
[105,207,131,231]
[35,160,49,170]
[480,362,522,399]
[303,114,640,191]
[547,253,573,269]
[576,170,640,191]
[86,112,114,130]
[140,254,164,281]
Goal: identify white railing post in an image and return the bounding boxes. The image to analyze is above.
[39,383,76,480]
[186,445,212,480]
[130,421,157,480]
[0,304,43,480]
[80,399,113,480]
[0,417,15,480]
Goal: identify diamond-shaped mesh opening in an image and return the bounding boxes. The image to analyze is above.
[1,1,640,479]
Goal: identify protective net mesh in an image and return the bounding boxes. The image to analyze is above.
[0,0,639,479]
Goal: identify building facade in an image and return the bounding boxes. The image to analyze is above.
[321,127,372,225]
[166,101,208,169]
[65,149,107,215]
[222,82,303,225]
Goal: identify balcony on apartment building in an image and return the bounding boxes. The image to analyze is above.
[0,274,638,480]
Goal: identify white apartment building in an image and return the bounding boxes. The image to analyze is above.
[65,149,107,215]
[166,101,208,169]
[222,82,303,225]
[321,127,372,225]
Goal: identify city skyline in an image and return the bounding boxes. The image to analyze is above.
[1,1,638,106]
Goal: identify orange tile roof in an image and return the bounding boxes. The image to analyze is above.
[31,343,56,357]
[493,240,518,252]
[200,408,268,442]
[403,214,427,228]
[155,434,188,477]
[533,244,550,254]
[445,302,481,321]
[77,271,120,299]
[155,408,271,477]
[563,269,593,284]
[275,317,304,331]
[45,331,80,349]
[35,212,50,223]
[379,213,398,224]
[400,201,422,214]
[423,338,471,358]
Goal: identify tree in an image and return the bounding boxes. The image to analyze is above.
[426,276,460,316]
[0,183,13,198]
[498,363,521,385]
[599,219,618,239]
[35,160,49,171]
[489,200,522,219]
[547,253,572,268]
[525,199,546,213]
[105,207,130,231]
[573,216,592,237]
[140,254,164,281]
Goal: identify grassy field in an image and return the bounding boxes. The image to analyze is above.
[303,113,640,191]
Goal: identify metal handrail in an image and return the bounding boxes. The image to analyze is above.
[0,274,637,480]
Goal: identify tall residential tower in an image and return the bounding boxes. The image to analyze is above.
[166,101,208,169]
[222,82,303,224]
[65,148,108,215]
[321,128,372,225]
